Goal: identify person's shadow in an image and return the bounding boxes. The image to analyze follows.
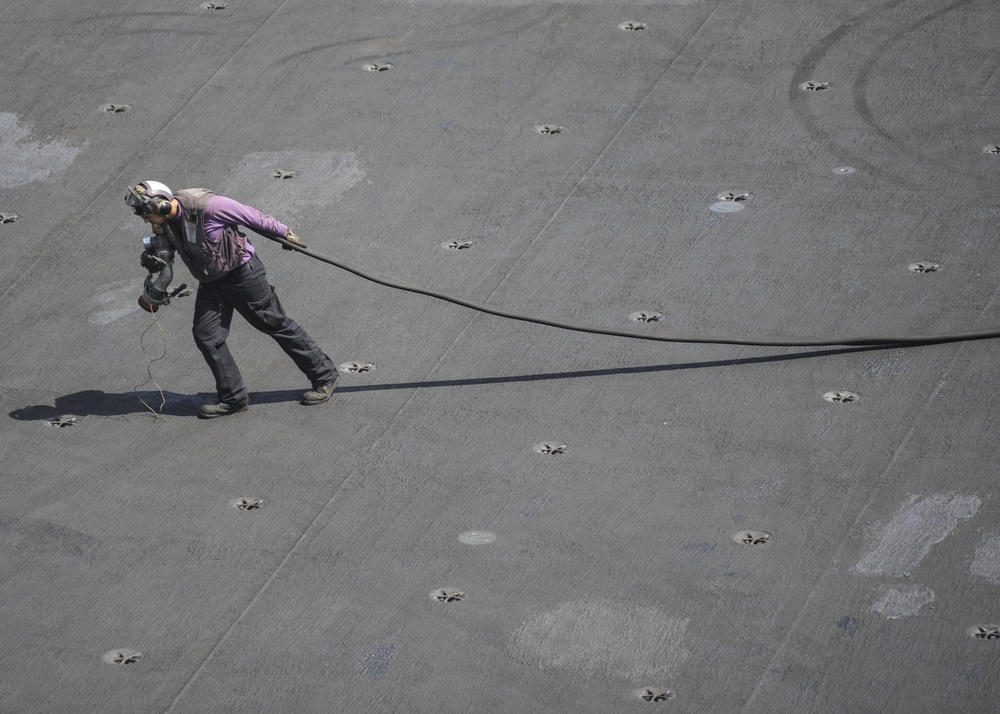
[7,389,302,420]
[8,346,884,421]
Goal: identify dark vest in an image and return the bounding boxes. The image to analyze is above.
[166,188,248,282]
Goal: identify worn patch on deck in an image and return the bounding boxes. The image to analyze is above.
[508,601,690,678]
[1,518,99,557]
[89,280,144,325]
[970,532,1000,584]
[356,633,400,681]
[223,151,364,219]
[0,113,86,188]
[870,586,935,619]
[852,494,980,577]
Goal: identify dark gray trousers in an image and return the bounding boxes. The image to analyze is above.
[192,254,335,405]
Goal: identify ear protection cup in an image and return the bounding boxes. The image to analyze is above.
[153,197,173,216]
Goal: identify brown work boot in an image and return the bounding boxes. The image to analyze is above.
[198,401,249,419]
[301,375,339,405]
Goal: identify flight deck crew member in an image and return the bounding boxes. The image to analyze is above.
[126,180,338,419]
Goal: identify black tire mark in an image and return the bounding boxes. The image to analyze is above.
[852,0,986,184]
[268,5,567,72]
[790,0,916,188]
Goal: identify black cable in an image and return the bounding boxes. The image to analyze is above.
[275,237,1000,348]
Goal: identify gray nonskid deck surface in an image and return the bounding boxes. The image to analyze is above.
[2,0,999,711]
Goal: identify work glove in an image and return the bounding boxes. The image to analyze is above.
[283,230,307,251]
[140,251,168,272]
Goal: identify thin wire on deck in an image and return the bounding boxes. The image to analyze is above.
[134,311,168,419]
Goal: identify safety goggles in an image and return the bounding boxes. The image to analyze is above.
[125,185,153,216]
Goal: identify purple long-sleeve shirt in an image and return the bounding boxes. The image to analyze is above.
[175,195,288,265]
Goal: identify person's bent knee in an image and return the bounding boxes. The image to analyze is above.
[192,326,224,354]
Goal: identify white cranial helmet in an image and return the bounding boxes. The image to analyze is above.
[140,180,173,201]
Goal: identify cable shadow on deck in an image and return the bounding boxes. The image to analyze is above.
[7,345,888,420]
[336,345,886,392]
